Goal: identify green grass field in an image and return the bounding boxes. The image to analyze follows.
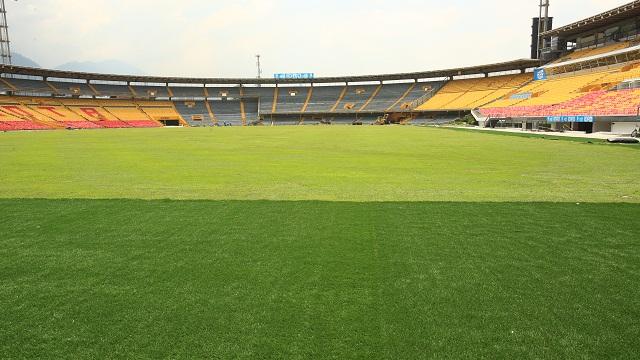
[1,127,639,358]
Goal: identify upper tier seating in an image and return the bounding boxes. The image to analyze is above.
[206,87,241,99]
[417,74,531,111]
[305,86,345,113]
[334,85,379,112]
[553,41,632,63]
[5,78,56,95]
[365,83,413,111]
[47,81,97,97]
[131,85,170,99]
[170,86,206,98]
[92,83,134,98]
[275,87,310,113]
[0,79,15,92]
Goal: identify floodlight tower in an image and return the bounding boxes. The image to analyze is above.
[0,0,12,65]
[256,54,262,79]
[256,54,262,87]
[537,0,551,59]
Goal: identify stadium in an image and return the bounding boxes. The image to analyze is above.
[0,0,639,358]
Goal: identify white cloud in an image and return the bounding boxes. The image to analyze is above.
[5,0,633,77]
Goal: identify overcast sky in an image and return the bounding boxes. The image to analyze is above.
[6,0,632,77]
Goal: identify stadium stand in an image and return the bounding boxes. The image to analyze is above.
[210,100,243,125]
[103,106,162,128]
[275,87,311,113]
[553,41,633,63]
[305,86,345,113]
[334,85,378,112]
[92,83,134,98]
[138,102,184,126]
[481,62,640,117]
[131,85,170,99]
[243,98,259,124]
[28,99,102,129]
[242,86,276,114]
[417,74,531,111]
[174,101,214,127]
[360,83,411,112]
[0,99,56,130]
[170,86,206,98]
[0,79,15,93]
[48,80,97,97]
[482,88,640,118]
[5,78,56,95]
[389,82,445,111]
[207,87,241,99]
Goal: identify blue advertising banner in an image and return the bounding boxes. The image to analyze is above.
[533,68,547,81]
[546,115,595,123]
[274,73,315,80]
[510,92,532,100]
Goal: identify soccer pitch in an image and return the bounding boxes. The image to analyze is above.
[1,127,639,358]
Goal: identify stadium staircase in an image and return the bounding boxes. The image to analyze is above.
[386,83,416,112]
[301,87,313,113]
[271,87,279,113]
[359,85,382,111]
[204,100,218,125]
[331,87,348,112]
[239,87,247,126]
[408,86,443,109]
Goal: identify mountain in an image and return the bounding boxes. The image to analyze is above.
[55,60,145,75]
[11,53,41,68]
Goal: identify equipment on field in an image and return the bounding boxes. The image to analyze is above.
[607,137,639,144]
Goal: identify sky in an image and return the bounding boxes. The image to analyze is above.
[5,0,633,77]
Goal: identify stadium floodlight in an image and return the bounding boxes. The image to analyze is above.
[536,0,551,59]
[0,0,12,65]
[256,55,262,79]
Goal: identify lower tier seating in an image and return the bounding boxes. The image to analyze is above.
[481,88,640,118]
[61,120,102,129]
[0,120,51,131]
[417,74,531,111]
[124,120,163,128]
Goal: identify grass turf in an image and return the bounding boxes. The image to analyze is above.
[1,199,639,359]
[0,126,639,202]
[1,127,639,358]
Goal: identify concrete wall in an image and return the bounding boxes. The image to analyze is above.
[593,121,612,133]
[611,122,640,135]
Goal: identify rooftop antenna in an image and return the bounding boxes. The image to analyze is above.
[0,0,12,65]
[256,54,262,79]
[256,54,262,87]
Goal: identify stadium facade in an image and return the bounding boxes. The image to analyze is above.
[1,1,640,134]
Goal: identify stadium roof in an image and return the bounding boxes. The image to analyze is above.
[541,1,640,39]
[0,59,539,85]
